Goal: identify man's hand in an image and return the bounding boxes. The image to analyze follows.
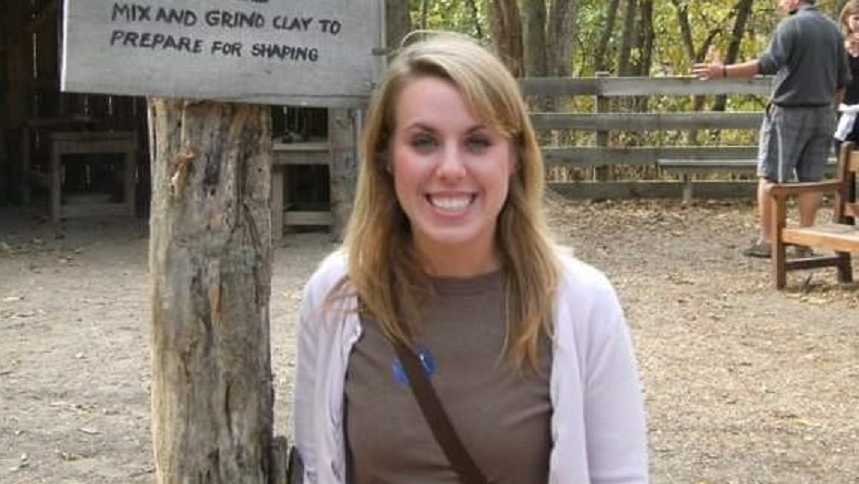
[692,63,725,80]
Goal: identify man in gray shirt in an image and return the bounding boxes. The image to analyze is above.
[693,0,847,258]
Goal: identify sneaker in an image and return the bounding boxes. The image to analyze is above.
[742,240,771,259]
[791,245,816,258]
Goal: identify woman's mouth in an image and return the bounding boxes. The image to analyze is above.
[427,194,475,212]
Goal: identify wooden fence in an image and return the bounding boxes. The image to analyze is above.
[522,76,778,200]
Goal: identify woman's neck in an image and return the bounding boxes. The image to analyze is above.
[415,241,501,278]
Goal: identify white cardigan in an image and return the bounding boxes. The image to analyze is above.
[292,251,649,483]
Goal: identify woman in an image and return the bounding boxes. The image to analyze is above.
[292,33,648,483]
[835,0,859,151]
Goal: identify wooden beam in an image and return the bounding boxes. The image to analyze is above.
[541,145,759,168]
[531,111,763,131]
[284,210,333,226]
[521,76,772,97]
[548,180,757,200]
[272,142,329,166]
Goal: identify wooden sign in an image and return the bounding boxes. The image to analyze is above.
[61,0,384,107]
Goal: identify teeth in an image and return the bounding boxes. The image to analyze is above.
[429,195,472,211]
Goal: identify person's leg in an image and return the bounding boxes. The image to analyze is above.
[797,191,821,227]
[744,107,801,258]
[796,107,832,229]
[754,108,778,246]
[755,106,796,244]
[784,107,834,258]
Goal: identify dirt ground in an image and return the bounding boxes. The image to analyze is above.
[1,195,857,484]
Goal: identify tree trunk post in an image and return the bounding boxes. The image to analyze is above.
[147,98,277,484]
[328,108,358,242]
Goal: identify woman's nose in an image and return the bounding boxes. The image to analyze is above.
[436,145,466,181]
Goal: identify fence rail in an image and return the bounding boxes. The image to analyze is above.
[530,111,763,131]
[523,76,773,172]
[521,76,773,97]
[542,146,760,168]
[522,75,783,199]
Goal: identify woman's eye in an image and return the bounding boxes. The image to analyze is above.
[411,135,437,151]
[465,136,491,153]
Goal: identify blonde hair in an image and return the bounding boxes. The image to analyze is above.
[841,0,859,34]
[338,33,559,370]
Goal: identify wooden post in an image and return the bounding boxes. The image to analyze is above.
[7,0,34,205]
[0,12,7,205]
[271,164,284,242]
[147,98,280,484]
[328,108,358,242]
[594,71,610,182]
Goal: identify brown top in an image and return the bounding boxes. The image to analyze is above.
[345,271,553,484]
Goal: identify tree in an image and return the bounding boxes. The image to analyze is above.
[520,0,578,78]
[328,109,357,242]
[617,0,638,76]
[520,0,577,114]
[546,0,579,78]
[593,0,621,73]
[489,0,525,77]
[522,0,548,77]
[387,0,413,49]
[148,99,279,483]
[713,0,754,112]
[637,0,654,77]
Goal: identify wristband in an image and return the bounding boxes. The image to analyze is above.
[722,65,728,79]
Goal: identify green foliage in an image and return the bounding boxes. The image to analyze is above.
[409,0,847,79]
[409,0,490,40]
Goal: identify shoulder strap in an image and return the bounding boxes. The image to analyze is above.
[391,340,490,484]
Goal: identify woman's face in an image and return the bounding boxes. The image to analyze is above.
[848,14,859,34]
[388,76,515,272]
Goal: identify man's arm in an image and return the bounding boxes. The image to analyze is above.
[836,87,845,107]
[692,59,761,81]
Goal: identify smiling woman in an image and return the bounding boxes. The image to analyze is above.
[388,75,515,275]
[290,32,649,484]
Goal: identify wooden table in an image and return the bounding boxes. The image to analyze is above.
[271,141,332,240]
[25,130,137,222]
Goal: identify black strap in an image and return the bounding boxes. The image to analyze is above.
[391,340,490,484]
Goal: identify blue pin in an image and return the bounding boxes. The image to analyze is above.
[392,345,436,387]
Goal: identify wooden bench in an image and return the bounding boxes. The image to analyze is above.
[657,158,837,204]
[24,130,137,222]
[769,144,858,289]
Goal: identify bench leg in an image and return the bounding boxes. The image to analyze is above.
[682,174,693,204]
[836,252,853,284]
[772,198,787,289]
[773,240,787,289]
